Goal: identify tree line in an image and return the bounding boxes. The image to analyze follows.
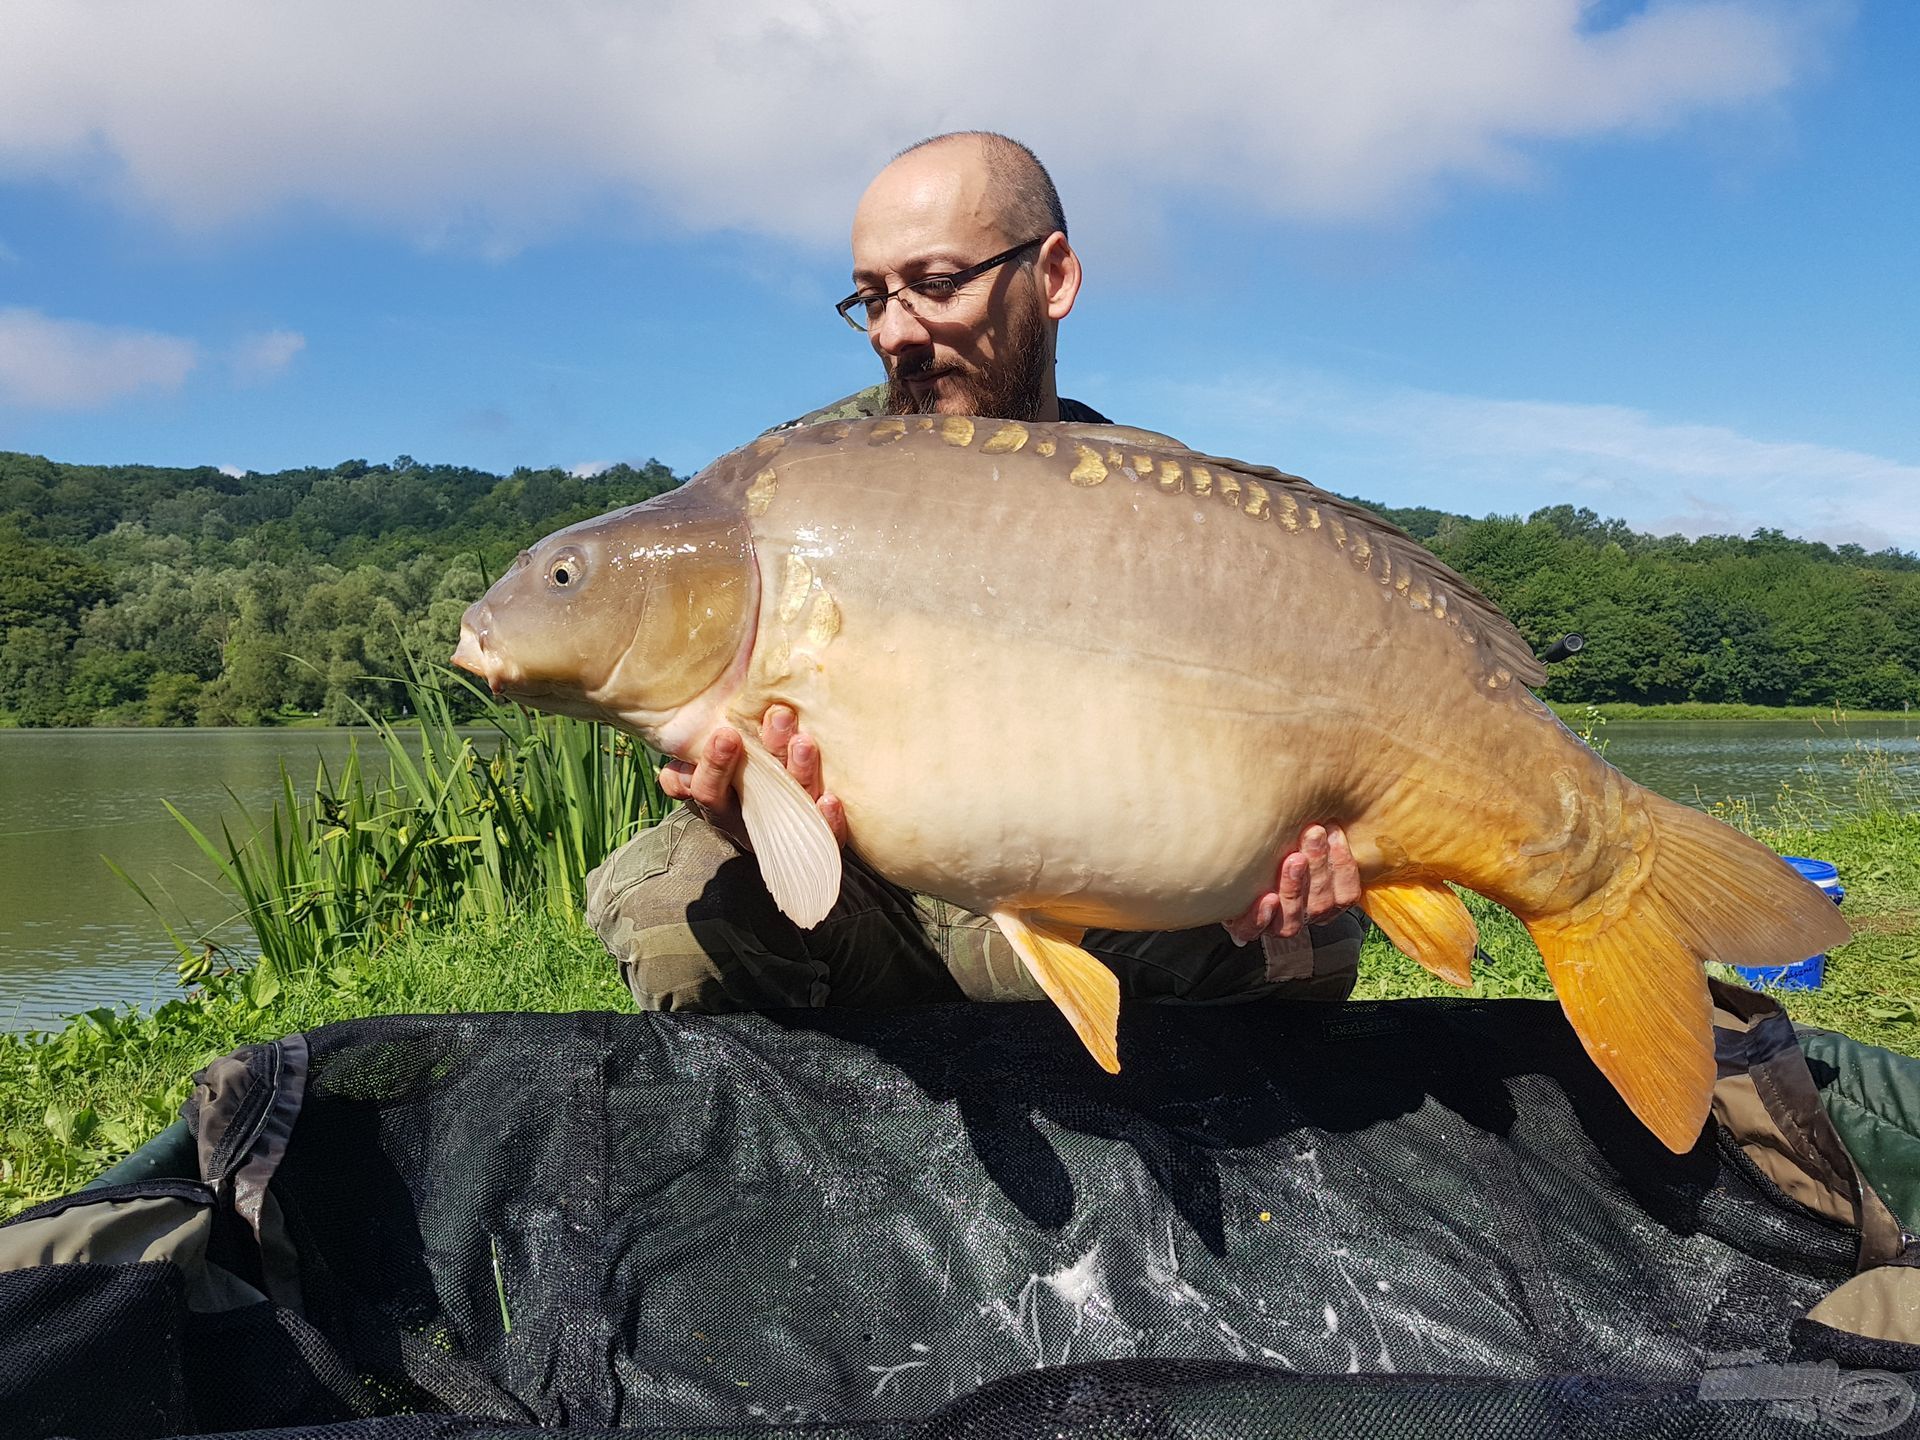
[2,449,1916,727]
[0,452,676,726]
[1375,502,1920,709]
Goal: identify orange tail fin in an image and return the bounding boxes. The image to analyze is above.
[1523,791,1850,1154]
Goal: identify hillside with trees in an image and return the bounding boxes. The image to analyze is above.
[0,452,676,725]
[1370,501,1920,709]
[1,449,1915,727]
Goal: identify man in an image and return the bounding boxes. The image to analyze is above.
[587,131,1365,1016]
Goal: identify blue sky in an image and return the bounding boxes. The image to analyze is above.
[1,0,1914,550]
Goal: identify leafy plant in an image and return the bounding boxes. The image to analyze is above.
[128,649,670,977]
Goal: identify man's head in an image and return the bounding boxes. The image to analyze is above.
[847,132,1081,422]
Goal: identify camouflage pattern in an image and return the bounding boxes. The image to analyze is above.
[771,383,1112,432]
[587,807,1363,1013]
[771,383,889,431]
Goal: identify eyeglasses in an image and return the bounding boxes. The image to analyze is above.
[835,238,1047,333]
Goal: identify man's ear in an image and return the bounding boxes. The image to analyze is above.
[1036,232,1081,321]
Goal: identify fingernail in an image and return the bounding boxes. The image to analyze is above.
[770,709,794,735]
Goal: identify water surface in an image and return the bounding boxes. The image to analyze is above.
[1598,718,1917,814]
[0,729,378,1030]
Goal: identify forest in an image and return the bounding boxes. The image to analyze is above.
[2,447,1916,727]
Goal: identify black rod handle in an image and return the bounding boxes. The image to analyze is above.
[1539,632,1586,664]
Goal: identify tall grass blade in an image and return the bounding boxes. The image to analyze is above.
[149,642,673,979]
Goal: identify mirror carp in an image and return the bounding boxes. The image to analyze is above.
[453,416,1849,1154]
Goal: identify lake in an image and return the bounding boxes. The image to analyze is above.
[0,729,394,1031]
[1,717,1915,1031]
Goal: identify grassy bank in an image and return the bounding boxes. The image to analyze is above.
[1548,701,1917,723]
[0,912,627,1214]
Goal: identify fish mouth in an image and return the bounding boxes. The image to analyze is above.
[450,621,501,693]
[451,614,567,705]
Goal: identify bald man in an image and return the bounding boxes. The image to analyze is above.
[587,132,1367,1016]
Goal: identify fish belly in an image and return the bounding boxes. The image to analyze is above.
[808,618,1322,927]
[735,481,1422,928]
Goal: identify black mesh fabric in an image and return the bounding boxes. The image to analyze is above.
[0,1259,194,1439]
[4,999,1918,1438]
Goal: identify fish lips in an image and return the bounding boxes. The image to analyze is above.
[450,610,585,713]
[449,603,504,692]
[450,625,489,683]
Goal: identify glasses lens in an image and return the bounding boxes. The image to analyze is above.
[906,276,962,315]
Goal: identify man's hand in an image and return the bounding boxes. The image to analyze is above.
[658,705,849,851]
[1224,824,1363,945]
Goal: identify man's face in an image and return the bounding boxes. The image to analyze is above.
[849,149,1051,422]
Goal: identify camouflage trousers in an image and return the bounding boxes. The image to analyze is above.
[585,807,1364,1013]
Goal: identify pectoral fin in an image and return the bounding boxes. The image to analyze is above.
[991,910,1122,1073]
[1361,878,1477,987]
[735,730,842,929]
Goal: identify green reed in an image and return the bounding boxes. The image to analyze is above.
[125,654,670,982]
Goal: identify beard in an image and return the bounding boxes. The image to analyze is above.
[885,296,1050,422]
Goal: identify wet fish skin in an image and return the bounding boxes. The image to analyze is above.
[454,416,1849,1154]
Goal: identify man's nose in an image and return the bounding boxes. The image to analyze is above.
[869,294,932,355]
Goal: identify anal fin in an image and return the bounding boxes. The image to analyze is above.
[991,911,1122,1073]
[734,729,842,929]
[1526,906,1715,1156]
[1361,878,1477,987]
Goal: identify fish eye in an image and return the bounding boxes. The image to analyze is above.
[546,549,586,590]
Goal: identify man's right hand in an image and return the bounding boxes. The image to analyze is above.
[658,705,848,851]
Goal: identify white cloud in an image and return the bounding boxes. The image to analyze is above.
[230,328,305,383]
[0,307,198,410]
[218,463,247,478]
[0,1,1832,252]
[569,460,615,479]
[1166,368,1920,553]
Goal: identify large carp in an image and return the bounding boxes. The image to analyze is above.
[452,416,1848,1153]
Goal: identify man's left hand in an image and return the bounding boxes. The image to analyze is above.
[1224,824,1363,945]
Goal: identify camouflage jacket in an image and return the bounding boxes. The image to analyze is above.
[771,382,1112,433]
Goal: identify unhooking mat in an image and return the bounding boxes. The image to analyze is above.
[4,984,1920,1438]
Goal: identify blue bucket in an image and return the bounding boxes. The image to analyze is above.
[1732,855,1843,991]
[1731,953,1827,991]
